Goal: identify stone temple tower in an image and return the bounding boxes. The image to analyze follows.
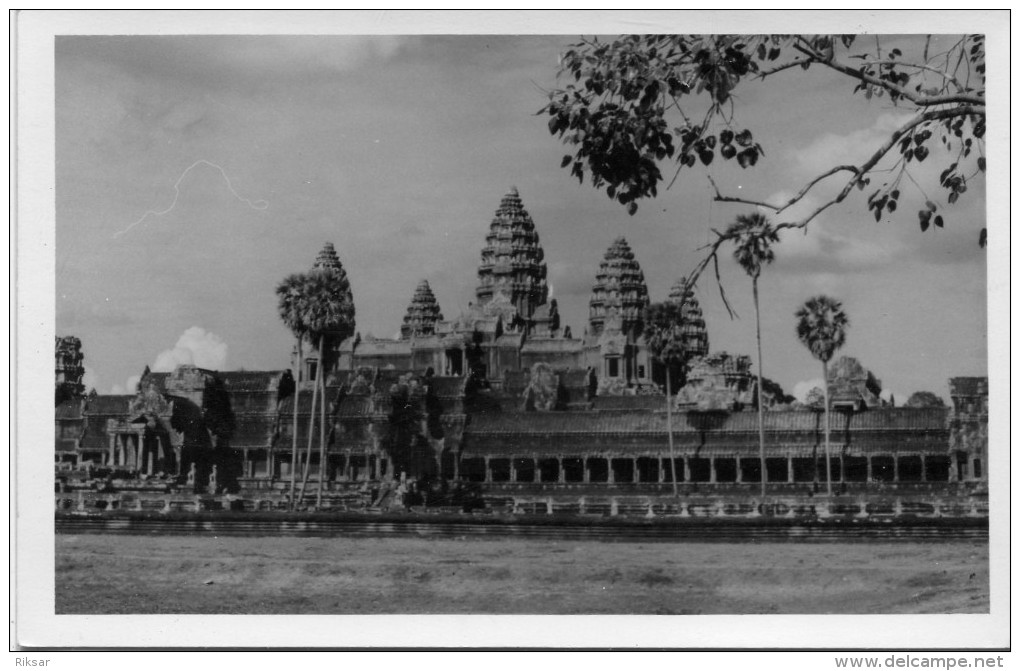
[55,335,85,402]
[313,241,344,274]
[400,279,444,339]
[475,187,549,321]
[300,241,355,380]
[667,277,710,359]
[588,237,650,339]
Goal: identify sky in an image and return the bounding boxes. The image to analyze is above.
[54,33,988,402]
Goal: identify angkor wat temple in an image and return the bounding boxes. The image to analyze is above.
[55,189,988,502]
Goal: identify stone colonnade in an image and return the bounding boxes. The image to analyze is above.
[106,431,173,475]
[241,450,393,484]
[456,453,954,485]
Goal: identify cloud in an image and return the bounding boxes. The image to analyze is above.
[880,389,905,406]
[60,35,414,89]
[773,109,987,271]
[792,378,824,403]
[763,191,904,275]
[776,223,900,274]
[111,374,141,396]
[786,112,914,181]
[152,327,228,372]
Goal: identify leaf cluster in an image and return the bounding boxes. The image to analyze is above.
[726,212,779,279]
[794,295,849,364]
[276,267,356,345]
[643,300,690,365]
[543,34,986,245]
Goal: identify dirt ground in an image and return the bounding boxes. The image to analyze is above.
[55,534,988,614]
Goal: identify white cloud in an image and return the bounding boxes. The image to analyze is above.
[763,188,904,274]
[786,112,914,181]
[206,36,412,77]
[152,326,228,372]
[111,374,141,396]
[792,378,824,403]
[880,389,904,406]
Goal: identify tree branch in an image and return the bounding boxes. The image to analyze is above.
[756,59,809,78]
[707,175,779,211]
[792,42,984,107]
[857,59,966,91]
[710,105,984,230]
[776,165,860,213]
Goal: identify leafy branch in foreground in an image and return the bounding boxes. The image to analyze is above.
[542,34,986,245]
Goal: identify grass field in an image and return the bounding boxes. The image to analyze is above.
[55,534,988,614]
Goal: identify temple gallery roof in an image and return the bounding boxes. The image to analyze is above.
[463,407,950,435]
[950,377,988,397]
[218,370,288,393]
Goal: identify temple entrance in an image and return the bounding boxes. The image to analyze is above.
[955,451,968,481]
[490,458,511,482]
[897,456,923,482]
[538,458,559,483]
[661,457,683,483]
[844,456,868,482]
[440,450,457,480]
[513,458,535,483]
[460,458,485,482]
[636,457,658,483]
[871,456,895,482]
[444,349,463,376]
[792,457,816,482]
[688,457,711,482]
[562,458,584,483]
[586,458,608,483]
[347,455,367,481]
[765,457,788,483]
[924,455,951,482]
[817,457,841,482]
[108,426,175,475]
[739,458,761,483]
[714,458,737,483]
[610,458,633,483]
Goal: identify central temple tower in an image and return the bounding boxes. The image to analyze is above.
[475,187,549,323]
[588,237,649,339]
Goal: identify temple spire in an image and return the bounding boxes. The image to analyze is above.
[667,277,710,359]
[313,242,343,274]
[400,279,444,339]
[475,188,548,321]
[588,236,649,338]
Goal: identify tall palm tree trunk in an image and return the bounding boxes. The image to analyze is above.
[823,359,832,497]
[753,276,767,499]
[297,337,321,507]
[289,337,302,510]
[666,369,678,498]
[316,337,328,508]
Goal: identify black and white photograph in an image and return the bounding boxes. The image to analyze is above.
[13,10,1010,654]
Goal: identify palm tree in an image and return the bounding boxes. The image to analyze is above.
[727,212,779,498]
[294,268,355,508]
[795,295,849,497]
[276,272,310,510]
[644,300,689,497]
